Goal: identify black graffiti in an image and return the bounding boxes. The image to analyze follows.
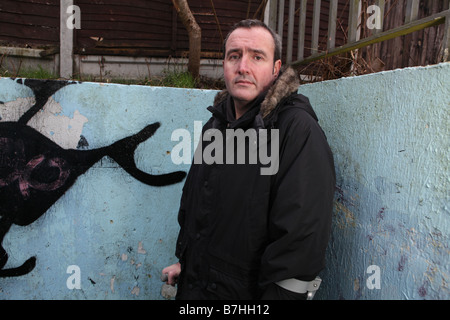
[0,138,70,199]
[0,79,186,278]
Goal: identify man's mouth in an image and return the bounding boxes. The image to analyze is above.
[235,79,255,86]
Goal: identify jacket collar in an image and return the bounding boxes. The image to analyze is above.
[209,66,300,129]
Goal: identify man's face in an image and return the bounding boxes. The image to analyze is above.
[223,27,282,111]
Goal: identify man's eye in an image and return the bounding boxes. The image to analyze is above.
[229,55,239,60]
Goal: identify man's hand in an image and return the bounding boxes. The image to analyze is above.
[162,262,181,286]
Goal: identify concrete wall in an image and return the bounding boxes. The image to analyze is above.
[0,62,448,300]
[0,46,224,80]
[300,62,449,300]
[0,78,214,299]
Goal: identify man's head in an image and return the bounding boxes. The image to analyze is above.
[223,20,282,115]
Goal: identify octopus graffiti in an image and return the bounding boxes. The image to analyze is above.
[0,79,187,278]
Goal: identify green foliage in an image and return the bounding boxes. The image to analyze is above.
[0,65,58,80]
[159,69,197,88]
[0,62,225,89]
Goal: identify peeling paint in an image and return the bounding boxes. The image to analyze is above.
[110,276,115,293]
[131,286,140,296]
[27,97,88,149]
[0,97,35,121]
[0,96,88,149]
[137,241,146,254]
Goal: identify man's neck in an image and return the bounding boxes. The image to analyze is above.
[232,92,268,120]
[234,100,252,119]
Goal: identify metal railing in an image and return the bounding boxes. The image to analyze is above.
[265,0,450,66]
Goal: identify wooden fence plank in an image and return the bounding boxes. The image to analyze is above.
[286,0,295,63]
[297,0,307,60]
[440,10,450,61]
[277,0,285,42]
[267,0,278,31]
[311,0,321,54]
[405,0,420,24]
[327,0,338,49]
[348,0,361,42]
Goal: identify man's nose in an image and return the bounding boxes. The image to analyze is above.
[237,55,250,75]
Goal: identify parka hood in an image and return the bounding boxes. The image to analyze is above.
[209,66,318,129]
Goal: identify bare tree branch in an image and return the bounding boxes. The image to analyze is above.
[172,0,202,79]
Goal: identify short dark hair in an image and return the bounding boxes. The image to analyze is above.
[223,19,282,62]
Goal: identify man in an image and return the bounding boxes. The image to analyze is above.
[163,19,335,300]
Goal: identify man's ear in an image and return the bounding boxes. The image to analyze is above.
[273,59,282,77]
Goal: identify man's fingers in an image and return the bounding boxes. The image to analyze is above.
[161,271,178,285]
[162,263,181,285]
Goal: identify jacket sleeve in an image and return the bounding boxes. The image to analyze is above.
[259,109,335,294]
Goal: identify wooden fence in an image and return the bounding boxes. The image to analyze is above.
[2,0,449,79]
[266,0,450,66]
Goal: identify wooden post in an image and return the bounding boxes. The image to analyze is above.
[405,0,420,24]
[348,0,361,43]
[311,0,321,54]
[286,0,295,63]
[403,0,420,67]
[266,0,278,31]
[327,0,338,49]
[440,12,450,62]
[277,0,285,47]
[297,0,307,61]
[348,0,361,74]
[372,0,385,34]
[367,0,385,71]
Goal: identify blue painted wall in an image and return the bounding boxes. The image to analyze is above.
[0,62,448,299]
[0,79,214,299]
[300,63,449,300]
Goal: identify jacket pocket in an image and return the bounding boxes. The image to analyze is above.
[206,265,258,300]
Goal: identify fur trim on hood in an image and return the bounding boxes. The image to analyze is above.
[213,66,300,120]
